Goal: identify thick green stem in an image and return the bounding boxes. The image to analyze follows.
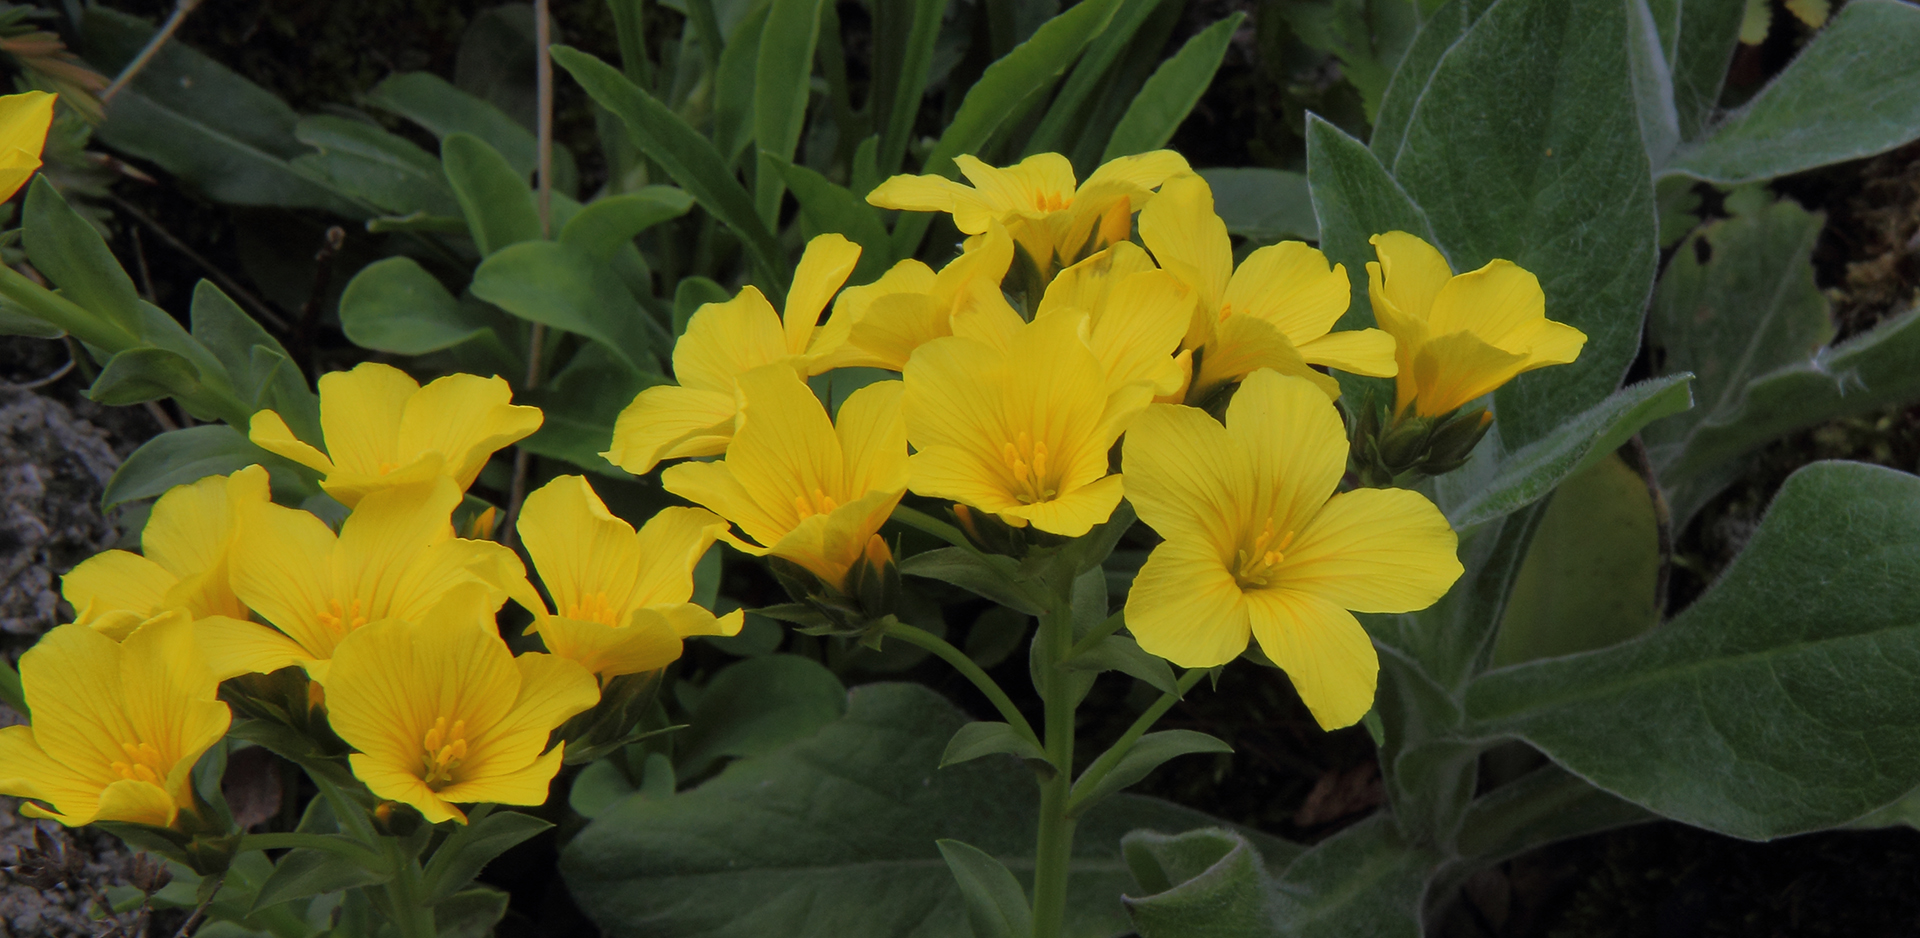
[383,839,436,938]
[1028,590,1078,938]
[1066,668,1207,816]
[883,621,1040,750]
[0,263,133,351]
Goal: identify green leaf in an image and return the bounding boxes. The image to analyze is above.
[1647,0,1748,141]
[1490,454,1662,666]
[88,347,204,407]
[1071,730,1231,813]
[1664,0,1920,183]
[433,887,512,938]
[782,161,893,280]
[898,547,1044,615]
[675,654,848,778]
[0,303,62,339]
[940,721,1050,770]
[1023,0,1162,160]
[421,810,552,903]
[1449,764,1652,867]
[103,425,303,508]
[1100,13,1244,163]
[82,9,367,217]
[441,132,542,256]
[470,240,656,373]
[558,187,695,260]
[523,344,660,477]
[366,71,557,184]
[937,839,1034,938]
[291,115,460,218]
[1063,634,1178,697]
[1266,814,1434,938]
[555,45,786,293]
[872,0,949,176]
[674,275,732,335]
[1121,828,1276,938]
[339,257,491,355]
[562,682,1288,938]
[1303,115,1432,337]
[186,280,299,414]
[894,0,1125,257]
[1382,0,1659,448]
[1369,0,1494,167]
[23,176,142,335]
[1467,462,1920,839]
[752,0,827,222]
[712,4,771,167]
[1443,374,1693,528]
[1195,168,1317,243]
[251,846,390,912]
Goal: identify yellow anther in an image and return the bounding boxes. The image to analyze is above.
[1233,521,1296,588]
[421,717,469,788]
[315,597,369,635]
[564,591,619,626]
[1002,433,1058,505]
[793,488,841,521]
[110,741,165,785]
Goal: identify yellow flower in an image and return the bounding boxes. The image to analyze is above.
[61,465,270,637]
[227,477,530,668]
[316,585,599,824]
[1121,369,1463,729]
[1138,174,1399,403]
[1366,231,1587,417]
[1034,242,1194,398]
[903,310,1151,537]
[604,234,863,475]
[868,150,1191,279]
[249,362,542,508]
[0,91,55,202]
[810,223,1015,372]
[517,476,742,679]
[663,365,908,592]
[0,614,228,827]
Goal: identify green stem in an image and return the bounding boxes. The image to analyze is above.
[1028,589,1077,938]
[1062,611,1126,663]
[239,832,385,867]
[888,504,1046,610]
[0,262,133,351]
[383,838,437,938]
[1066,668,1207,817]
[882,621,1040,751]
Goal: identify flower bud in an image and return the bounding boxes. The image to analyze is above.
[845,535,901,621]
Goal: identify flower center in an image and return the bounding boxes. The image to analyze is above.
[420,716,469,789]
[793,488,841,521]
[1233,520,1296,589]
[315,597,370,636]
[564,591,620,627]
[1033,190,1071,212]
[110,741,165,785]
[1002,432,1057,505]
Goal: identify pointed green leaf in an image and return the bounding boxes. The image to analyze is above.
[23,176,142,335]
[421,811,553,903]
[872,0,949,176]
[940,721,1049,769]
[470,240,655,372]
[365,70,578,191]
[1101,13,1244,162]
[1122,828,1277,938]
[339,256,492,355]
[937,839,1033,938]
[292,115,460,217]
[442,132,542,256]
[1468,461,1920,839]
[1063,634,1178,697]
[898,548,1044,615]
[1196,167,1317,243]
[1071,730,1231,812]
[558,187,694,260]
[675,655,848,778]
[752,0,827,222]
[251,846,391,912]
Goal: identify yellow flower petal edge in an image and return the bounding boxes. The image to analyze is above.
[0,613,228,827]
[61,465,270,630]
[902,310,1150,537]
[1121,369,1463,729]
[603,235,862,475]
[868,150,1190,279]
[813,222,1016,373]
[663,364,909,591]
[317,585,599,824]
[1366,231,1587,417]
[0,91,55,202]
[249,363,542,507]
[517,475,739,678]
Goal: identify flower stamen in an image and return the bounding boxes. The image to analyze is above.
[420,717,469,789]
[1233,520,1296,588]
[1002,433,1058,505]
[109,741,165,785]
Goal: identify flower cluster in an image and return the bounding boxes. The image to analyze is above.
[0,148,1584,843]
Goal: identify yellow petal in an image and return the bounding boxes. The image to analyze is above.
[142,474,234,578]
[771,488,904,587]
[0,91,53,200]
[333,479,462,618]
[537,615,683,678]
[520,475,643,621]
[1138,174,1232,342]
[1191,315,1341,402]
[662,460,785,549]
[1244,588,1378,730]
[229,499,339,658]
[1120,402,1247,548]
[92,779,179,827]
[845,292,950,371]
[933,222,1016,304]
[1410,331,1530,417]
[1296,329,1400,377]
[119,613,228,807]
[1221,242,1350,345]
[430,745,566,818]
[604,384,740,475]
[450,651,598,790]
[957,152,1077,214]
[21,623,144,781]
[672,286,793,393]
[662,604,743,638]
[1075,150,1192,208]
[816,259,939,370]
[726,364,846,531]
[316,362,418,479]
[901,335,1008,469]
[0,725,102,826]
[628,507,731,606]
[350,753,467,823]
[1426,259,1544,345]
[1278,487,1462,614]
[947,279,1026,351]
[786,234,861,357]
[398,373,543,491]
[834,380,910,498]
[1367,231,1453,328]
[249,409,333,475]
[1038,241,1160,319]
[999,472,1125,537]
[867,172,973,214]
[1225,369,1349,535]
[1071,268,1190,396]
[194,615,310,682]
[1125,538,1249,668]
[60,551,175,625]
